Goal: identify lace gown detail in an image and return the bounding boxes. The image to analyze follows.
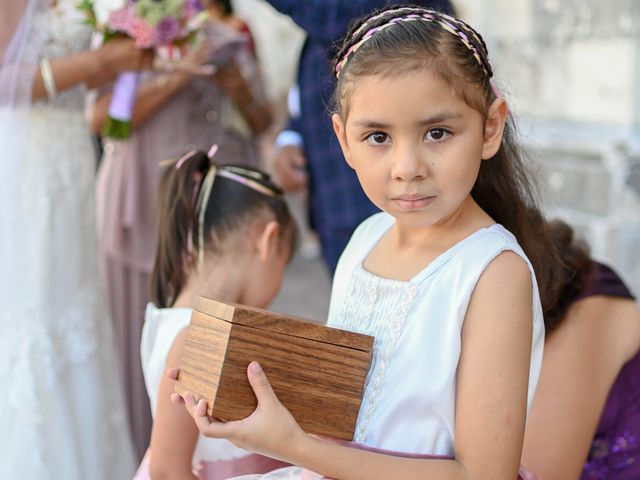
[0,1,136,478]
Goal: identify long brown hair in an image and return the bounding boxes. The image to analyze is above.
[151,151,295,308]
[331,5,590,328]
[543,218,593,331]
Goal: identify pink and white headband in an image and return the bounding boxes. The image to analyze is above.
[335,9,491,79]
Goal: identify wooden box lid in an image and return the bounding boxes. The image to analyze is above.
[193,296,374,352]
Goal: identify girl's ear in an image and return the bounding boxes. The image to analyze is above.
[255,220,281,262]
[332,113,353,168]
[481,97,508,160]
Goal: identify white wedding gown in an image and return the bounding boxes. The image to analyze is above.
[0,1,136,478]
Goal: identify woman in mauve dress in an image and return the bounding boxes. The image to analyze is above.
[89,0,272,458]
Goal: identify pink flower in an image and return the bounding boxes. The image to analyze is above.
[107,5,135,33]
[130,17,157,48]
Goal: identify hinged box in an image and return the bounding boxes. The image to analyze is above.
[175,296,374,440]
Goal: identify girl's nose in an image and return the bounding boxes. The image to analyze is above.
[391,144,428,181]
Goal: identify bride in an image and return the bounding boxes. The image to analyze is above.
[0,0,151,477]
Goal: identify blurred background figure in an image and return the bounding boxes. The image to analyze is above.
[0,0,150,477]
[89,0,272,459]
[504,214,640,480]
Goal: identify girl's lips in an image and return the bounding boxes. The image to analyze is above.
[392,195,436,211]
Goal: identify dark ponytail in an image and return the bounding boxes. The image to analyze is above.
[151,152,296,308]
[151,152,211,308]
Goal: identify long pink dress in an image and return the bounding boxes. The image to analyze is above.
[94,29,266,458]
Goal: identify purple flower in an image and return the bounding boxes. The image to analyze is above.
[155,16,181,45]
[184,0,204,18]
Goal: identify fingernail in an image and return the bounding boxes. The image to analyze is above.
[249,361,262,373]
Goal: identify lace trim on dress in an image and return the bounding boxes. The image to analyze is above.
[336,266,419,443]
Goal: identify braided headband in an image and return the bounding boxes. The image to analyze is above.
[335,10,491,79]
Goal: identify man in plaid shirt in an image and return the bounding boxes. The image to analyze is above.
[268,0,454,273]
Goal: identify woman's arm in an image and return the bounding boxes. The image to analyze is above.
[522,296,640,480]
[32,38,150,101]
[89,71,190,134]
[89,40,213,133]
[149,328,199,480]
[213,62,272,135]
[183,250,534,479]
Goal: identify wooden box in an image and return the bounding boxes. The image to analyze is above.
[175,296,374,440]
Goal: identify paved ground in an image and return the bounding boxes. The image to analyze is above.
[269,251,332,324]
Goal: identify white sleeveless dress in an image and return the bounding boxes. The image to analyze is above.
[227,212,545,479]
[0,1,135,478]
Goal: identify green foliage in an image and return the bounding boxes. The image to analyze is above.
[77,0,97,28]
[134,0,185,26]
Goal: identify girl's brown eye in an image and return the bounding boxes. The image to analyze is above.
[367,132,389,145]
[430,129,444,140]
[425,128,450,142]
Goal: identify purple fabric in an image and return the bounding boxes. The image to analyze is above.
[578,262,635,301]
[108,71,139,121]
[579,262,639,480]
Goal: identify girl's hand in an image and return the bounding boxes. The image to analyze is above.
[97,37,154,75]
[181,361,307,463]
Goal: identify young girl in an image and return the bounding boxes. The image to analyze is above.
[177,6,553,478]
[135,146,296,479]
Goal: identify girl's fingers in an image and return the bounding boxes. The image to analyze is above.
[166,367,180,380]
[247,361,276,405]
[183,392,234,438]
[195,398,208,417]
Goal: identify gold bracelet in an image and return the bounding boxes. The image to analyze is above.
[39,58,58,99]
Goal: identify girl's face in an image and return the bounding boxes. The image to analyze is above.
[333,69,505,231]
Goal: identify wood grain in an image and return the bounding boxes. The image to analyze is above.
[176,299,374,440]
[193,296,374,351]
[174,311,230,402]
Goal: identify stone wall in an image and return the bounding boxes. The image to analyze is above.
[458,0,640,296]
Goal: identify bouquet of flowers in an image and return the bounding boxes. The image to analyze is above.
[78,0,207,139]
